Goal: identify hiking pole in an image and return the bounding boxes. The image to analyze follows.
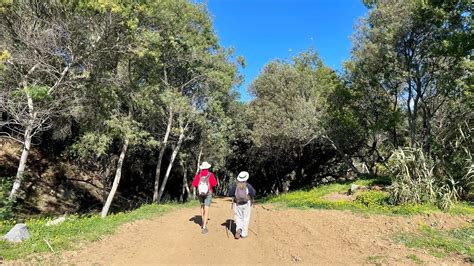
[226,198,233,239]
[225,220,229,238]
[248,227,258,237]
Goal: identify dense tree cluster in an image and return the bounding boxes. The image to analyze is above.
[226,0,472,206]
[0,0,242,216]
[0,0,471,217]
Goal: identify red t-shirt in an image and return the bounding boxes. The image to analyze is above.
[192,169,217,193]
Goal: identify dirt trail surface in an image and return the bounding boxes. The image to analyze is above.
[36,198,470,265]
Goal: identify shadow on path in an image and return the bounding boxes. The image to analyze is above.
[189,216,202,227]
[221,219,236,235]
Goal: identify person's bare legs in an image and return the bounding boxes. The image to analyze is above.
[200,205,205,227]
[200,195,211,234]
[202,206,209,228]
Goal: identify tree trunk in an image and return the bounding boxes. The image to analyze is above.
[192,140,203,200]
[157,123,187,202]
[153,108,173,202]
[9,125,32,200]
[101,138,129,218]
[195,140,203,175]
[180,159,190,202]
[9,89,35,201]
[422,108,432,154]
[392,94,399,147]
[324,135,361,176]
[184,173,191,200]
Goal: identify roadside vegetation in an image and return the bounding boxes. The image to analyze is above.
[267,177,474,262]
[0,201,197,260]
[395,224,474,262]
[265,177,474,215]
[0,0,472,263]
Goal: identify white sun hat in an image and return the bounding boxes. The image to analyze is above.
[237,171,249,182]
[199,161,212,170]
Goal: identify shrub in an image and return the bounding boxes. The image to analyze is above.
[434,122,473,202]
[355,191,389,207]
[387,148,465,210]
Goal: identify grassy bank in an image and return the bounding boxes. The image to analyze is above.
[265,179,474,215]
[0,201,197,260]
[395,223,474,262]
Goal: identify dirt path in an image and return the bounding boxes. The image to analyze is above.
[47,198,470,265]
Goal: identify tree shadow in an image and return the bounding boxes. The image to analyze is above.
[221,219,236,235]
[189,215,202,227]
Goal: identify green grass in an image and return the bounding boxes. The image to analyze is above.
[395,224,474,262]
[0,201,197,260]
[366,255,388,265]
[406,254,424,264]
[265,179,474,215]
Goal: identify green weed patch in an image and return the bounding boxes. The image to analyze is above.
[0,201,197,260]
[395,224,474,262]
[406,254,423,264]
[266,180,474,215]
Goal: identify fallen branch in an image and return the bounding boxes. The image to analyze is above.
[44,239,55,253]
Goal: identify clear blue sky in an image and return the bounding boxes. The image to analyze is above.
[206,0,368,102]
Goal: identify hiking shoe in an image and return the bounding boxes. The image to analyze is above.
[235,229,242,239]
[202,227,208,234]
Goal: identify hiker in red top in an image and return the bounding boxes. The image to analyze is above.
[192,161,217,234]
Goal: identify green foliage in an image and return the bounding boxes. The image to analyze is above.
[406,254,423,264]
[0,201,197,260]
[266,179,474,215]
[355,191,388,207]
[0,49,9,71]
[0,0,12,12]
[395,224,474,262]
[10,85,52,102]
[26,85,51,101]
[105,115,151,145]
[1,0,470,227]
[229,48,353,193]
[388,148,466,210]
[366,255,388,265]
[69,133,113,159]
[346,0,472,178]
[249,49,338,146]
[433,121,473,200]
[0,179,13,220]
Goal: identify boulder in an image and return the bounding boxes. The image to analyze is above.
[3,223,30,243]
[46,217,67,226]
[349,184,360,194]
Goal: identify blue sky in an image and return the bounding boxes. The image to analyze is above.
[206,0,368,101]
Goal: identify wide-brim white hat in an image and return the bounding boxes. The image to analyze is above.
[199,161,211,170]
[237,171,249,182]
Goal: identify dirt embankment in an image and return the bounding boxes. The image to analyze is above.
[0,140,105,216]
[33,197,472,265]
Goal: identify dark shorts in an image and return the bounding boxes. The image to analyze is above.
[199,194,212,207]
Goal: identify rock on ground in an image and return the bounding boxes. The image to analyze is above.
[46,217,67,226]
[3,223,30,243]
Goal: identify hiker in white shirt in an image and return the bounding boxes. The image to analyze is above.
[229,171,256,239]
